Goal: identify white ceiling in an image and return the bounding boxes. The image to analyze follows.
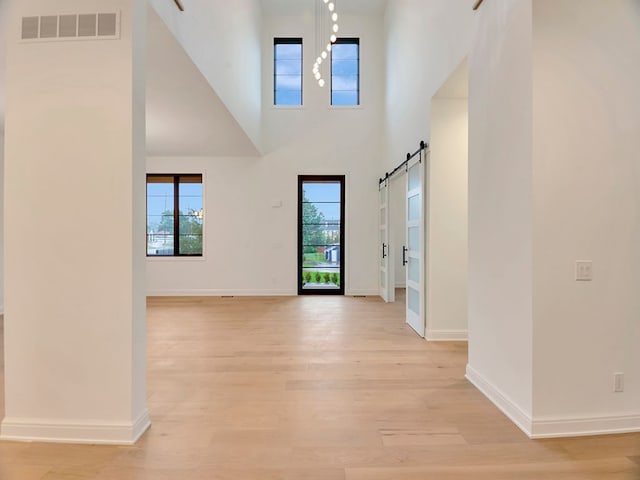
[261,0,388,16]
[146,6,258,156]
[0,0,390,147]
[0,2,259,156]
[0,0,390,149]
[434,58,469,99]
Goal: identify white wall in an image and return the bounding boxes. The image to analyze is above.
[0,0,8,134]
[466,0,534,430]
[531,0,640,434]
[148,0,263,152]
[467,0,640,438]
[147,10,385,297]
[427,98,468,340]
[384,0,474,170]
[2,0,148,444]
[0,133,3,314]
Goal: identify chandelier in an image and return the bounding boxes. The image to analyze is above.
[312,0,339,88]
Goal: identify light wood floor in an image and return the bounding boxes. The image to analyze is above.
[0,295,639,479]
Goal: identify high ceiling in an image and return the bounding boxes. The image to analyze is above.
[146,6,259,156]
[0,2,258,155]
[261,0,388,16]
[0,0,389,150]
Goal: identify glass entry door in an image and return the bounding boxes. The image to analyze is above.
[298,176,345,295]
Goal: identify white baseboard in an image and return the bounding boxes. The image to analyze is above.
[0,409,151,445]
[0,305,4,315]
[426,329,468,341]
[530,413,640,439]
[148,289,379,297]
[395,283,406,288]
[466,365,640,438]
[346,289,379,297]
[465,364,533,437]
[147,289,296,297]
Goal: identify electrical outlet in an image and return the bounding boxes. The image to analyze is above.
[613,372,624,393]
[575,261,593,281]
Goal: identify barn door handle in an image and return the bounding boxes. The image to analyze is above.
[382,243,387,259]
[402,246,408,266]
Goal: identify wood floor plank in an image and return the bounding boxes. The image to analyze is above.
[0,296,638,479]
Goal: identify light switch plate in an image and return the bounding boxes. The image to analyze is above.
[613,372,624,393]
[575,261,593,281]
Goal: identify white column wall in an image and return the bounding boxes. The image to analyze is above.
[2,0,148,444]
[427,99,468,341]
[0,129,4,314]
[531,0,640,435]
[0,133,4,314]
[384,0,474,170]
[466,0,534,431]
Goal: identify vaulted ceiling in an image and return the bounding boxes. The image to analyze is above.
[0,0,389,153]
[0,1,259,156]
[261,0,388,15]
[146,5,259,157]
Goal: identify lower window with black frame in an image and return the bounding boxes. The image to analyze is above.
[298,175,345,295]
[146,174,203,257]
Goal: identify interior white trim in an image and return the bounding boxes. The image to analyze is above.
[0,409,151,445]
[146,289,297,297]
[426,329,468,341]
[0,305,4,315]
[465,364,533,437]
[346,289,379,297]
[467,364,640,439]
[530,413,640,439]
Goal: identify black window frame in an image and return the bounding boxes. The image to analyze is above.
[146,174,203,257]
[274,37,303,106]
[330,37,360,106]
[298,175,346,296]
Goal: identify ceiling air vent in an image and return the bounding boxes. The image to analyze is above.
[97,13,117,36]
[59,15,77,38]
[39,16,58,38]
[21,17,39,40]
[78,14,97,37]
[21,12,120,42]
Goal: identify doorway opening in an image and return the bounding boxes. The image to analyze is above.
[298,175,345,295]
[378,57,469,341]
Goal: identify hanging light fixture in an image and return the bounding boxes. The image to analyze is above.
[312,0,339,88]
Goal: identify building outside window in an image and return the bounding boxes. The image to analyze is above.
[146,174,203,256]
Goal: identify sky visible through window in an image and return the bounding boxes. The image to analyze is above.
[331,41,359,106]
[147,183,203,223]
[301,180,343,292]
[274,40,302,106]
[303,182,341,221]
[147,178,203,256]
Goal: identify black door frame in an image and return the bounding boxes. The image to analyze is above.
[298,175,346,295]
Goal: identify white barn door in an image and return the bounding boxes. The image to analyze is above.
[379,182,394,302]
[405,157,425,337]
